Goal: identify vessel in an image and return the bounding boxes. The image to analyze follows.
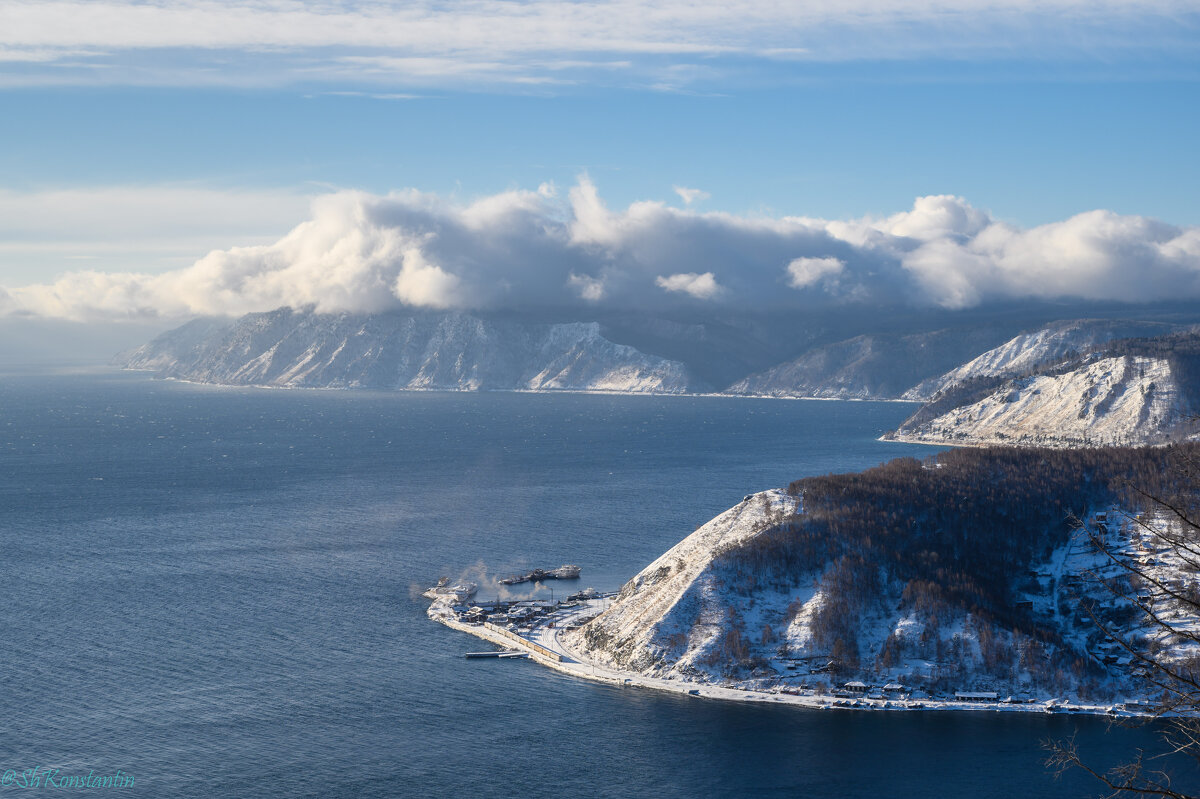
[499,564,581,585]
[422,577,478,603]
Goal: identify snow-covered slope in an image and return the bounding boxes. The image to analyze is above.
[566,462,1198,706]
[904,319,1180,401]
[567,490,799,675]
[724,327,1015,399]
[570,486,999,687]
[116,308,698,393]
[892,355,1196,447]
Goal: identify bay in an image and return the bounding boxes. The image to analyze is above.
[0,370,1170,797]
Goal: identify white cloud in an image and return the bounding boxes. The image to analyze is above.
[567,273,606,302]
[655,271,723,299]
[2,181,1199,321]
[0,1,1190,88]
[674,186,710,206]
[393,249,463,309]
[787,256,845,289]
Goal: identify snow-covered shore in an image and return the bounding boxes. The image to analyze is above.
[427,596,1138,717]
[425,476,1200,718]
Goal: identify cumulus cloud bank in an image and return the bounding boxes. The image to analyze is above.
[5,179,1200,321]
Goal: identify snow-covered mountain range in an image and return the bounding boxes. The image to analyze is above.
[117,308,695,393]
[118,307,1200,446]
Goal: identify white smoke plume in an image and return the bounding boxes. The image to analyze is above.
[4,179,1200,321]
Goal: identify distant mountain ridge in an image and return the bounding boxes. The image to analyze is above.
[891,354,1194,447]
[117,307,1037,398]
[725,326,1017,399]
[117,308,698,393]
[117,306,1200,441]
[889,325,1200,447]
[902,319,1181,401]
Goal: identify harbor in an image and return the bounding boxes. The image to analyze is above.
[425,585,618,677]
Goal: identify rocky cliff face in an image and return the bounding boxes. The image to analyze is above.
[116,308,698,393]
[892,354,1197,447]
[903,319,1180,401]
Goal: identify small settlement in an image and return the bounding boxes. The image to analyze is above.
[449,587,602,631]
[424,538,1156,717]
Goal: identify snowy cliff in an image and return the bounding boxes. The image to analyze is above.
[903,319,1180,401]
[116,308,698,393]
[892,355,1197,447]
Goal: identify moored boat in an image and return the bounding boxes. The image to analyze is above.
[499,564,582,585]
[422,577,478,602]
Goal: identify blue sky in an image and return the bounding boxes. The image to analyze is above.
[6,78,1200,223]
[0,1,1198,322]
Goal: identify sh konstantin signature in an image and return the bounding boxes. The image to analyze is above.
[2,767,134,790]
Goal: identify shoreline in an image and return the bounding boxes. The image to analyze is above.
[428,598,1139,718]
[118,369,922,403]
[881,432,1174,449]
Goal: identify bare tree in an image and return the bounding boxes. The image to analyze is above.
[1047,444,1200,798]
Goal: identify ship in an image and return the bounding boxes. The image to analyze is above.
[422,577,478,603]
[498,564,582,585]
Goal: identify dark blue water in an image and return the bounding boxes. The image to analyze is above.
[0,370,1181,797]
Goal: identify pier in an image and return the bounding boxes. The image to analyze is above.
[484,622,564,662]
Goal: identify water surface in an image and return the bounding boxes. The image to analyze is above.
[0,371,1180,797]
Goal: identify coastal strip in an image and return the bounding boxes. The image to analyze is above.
[427,598,1138,717]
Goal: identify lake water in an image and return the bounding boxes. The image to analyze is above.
[0,370,1182,797]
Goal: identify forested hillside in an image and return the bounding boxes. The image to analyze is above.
[573,445,1198,701]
